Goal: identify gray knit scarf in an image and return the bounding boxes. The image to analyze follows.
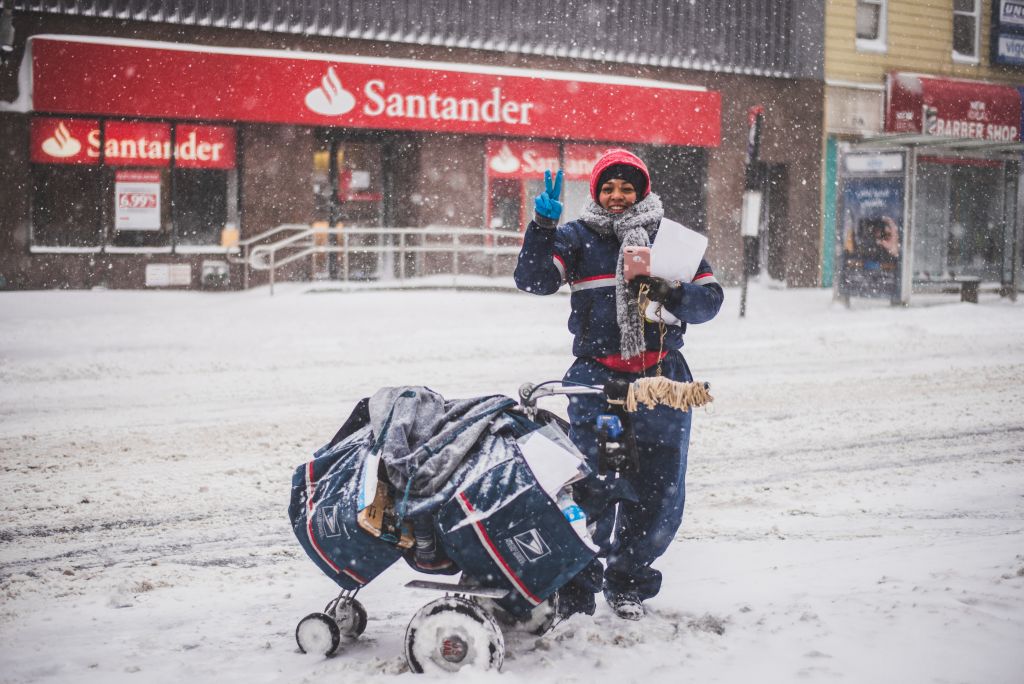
[579,193,664,359]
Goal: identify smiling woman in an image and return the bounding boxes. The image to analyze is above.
[514,148,724,621]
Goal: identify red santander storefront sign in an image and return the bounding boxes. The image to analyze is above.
[486,141,560,179]
[886,72,1021,141]
[30,36,720,147]
[30,117,236,168]
[485,141,620,179]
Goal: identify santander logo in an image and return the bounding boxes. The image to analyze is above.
[488,144,521,174]
[304,67,357,116]
[41,122,82,158]
[302,66,534,126]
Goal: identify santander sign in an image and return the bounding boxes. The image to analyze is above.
[485,140,611,180]
[41,121,83,158]
[304,66,535,126]
[30,117,236,168]
[30,37,721,147]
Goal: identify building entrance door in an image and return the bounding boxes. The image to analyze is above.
[313,137,385,280]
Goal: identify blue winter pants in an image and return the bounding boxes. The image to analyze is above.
[564,351,692,602]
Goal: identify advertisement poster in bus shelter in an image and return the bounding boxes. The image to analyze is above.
[835,152,906,303]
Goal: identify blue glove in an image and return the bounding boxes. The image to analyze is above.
[534,169,564,221]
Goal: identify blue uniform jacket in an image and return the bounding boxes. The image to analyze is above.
[514,219,724,360]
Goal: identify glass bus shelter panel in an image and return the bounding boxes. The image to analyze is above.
[913,160,1007,282]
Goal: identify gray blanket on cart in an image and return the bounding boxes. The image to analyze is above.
[368,386,516,510]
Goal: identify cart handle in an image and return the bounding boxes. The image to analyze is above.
[519,377,712,413]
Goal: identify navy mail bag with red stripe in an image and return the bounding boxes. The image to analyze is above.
[288,392,597,613]
[288,421,406,591]
[436,454,597,617]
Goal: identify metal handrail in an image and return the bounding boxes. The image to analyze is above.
[242,224,524,295]
[224,223,317,289]
[237,223,314,248]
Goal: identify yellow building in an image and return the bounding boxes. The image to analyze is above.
[823,0,1023,299]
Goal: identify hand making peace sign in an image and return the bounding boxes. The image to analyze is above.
[534,169,564,221]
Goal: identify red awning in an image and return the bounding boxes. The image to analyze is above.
[885,72,1021,142]
[28,35,721,148]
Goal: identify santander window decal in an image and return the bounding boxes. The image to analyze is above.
[485,140,559,179]
[488,143,521,175]
[30,117,98,165]
[102,121,171,166]
[30,118,236,168]
[42,121,83,158]
[564,144,615,180]
[485,141,627,180]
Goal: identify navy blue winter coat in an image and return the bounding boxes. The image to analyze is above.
[514,219,724,360]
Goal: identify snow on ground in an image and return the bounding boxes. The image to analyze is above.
[0,281,1022,684]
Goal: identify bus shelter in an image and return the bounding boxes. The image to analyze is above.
[837,133,1022,305]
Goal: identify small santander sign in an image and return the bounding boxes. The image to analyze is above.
[30,117,236,168]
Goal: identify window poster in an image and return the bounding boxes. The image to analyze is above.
[837,153,906,302]
[115,170,161,230]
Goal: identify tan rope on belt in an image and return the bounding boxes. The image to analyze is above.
[623,376,714,413]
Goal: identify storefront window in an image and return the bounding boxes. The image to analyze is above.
[174,169,231,246]
[30,164,103,248]
[172,123,238,249]
[488,178,522,232]
[484,140,609,240]
[29,117,103,249]
[29,117,238,252]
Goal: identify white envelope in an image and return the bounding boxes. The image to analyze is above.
[645,218,708,325]
[517,429,587,499]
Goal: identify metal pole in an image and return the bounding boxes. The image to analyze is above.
[1009,159,1021,301]
[343,231,350,281]
[269,251,276,297]
[453,233,460,277]
[243,244,250,290]
[758,167,771,279]
[899,147,916,306]
[327,139,340,280]
[739,106,765,318]
[399,231,406,280]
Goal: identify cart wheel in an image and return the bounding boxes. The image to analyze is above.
[331,598,368,638]
[480,594,559,636]
[295,612,341,656]
[404,596,504,673]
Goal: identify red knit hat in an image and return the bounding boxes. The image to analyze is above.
[589,148,651,202]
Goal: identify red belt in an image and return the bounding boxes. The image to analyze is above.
[593,351,667,373]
